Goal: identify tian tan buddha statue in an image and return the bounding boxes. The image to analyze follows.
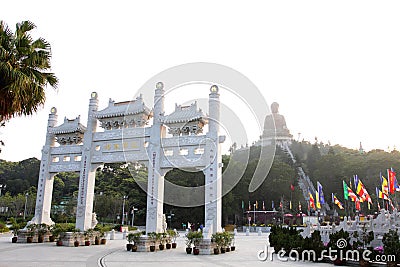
[262,102,292,140]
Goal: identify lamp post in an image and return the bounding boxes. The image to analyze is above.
[167,213,174,229]
[253,204,256,225]
[23,193,28,220]
[131,207,138,227]
[121,195,128,225]
[0,184,6,197]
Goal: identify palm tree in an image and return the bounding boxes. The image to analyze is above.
[0,20,58,121]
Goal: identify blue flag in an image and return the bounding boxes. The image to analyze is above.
[317,181,325,205]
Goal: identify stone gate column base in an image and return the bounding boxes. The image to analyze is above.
[136,236,154,252]
[197,238,216,255]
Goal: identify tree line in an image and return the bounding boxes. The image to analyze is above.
[1,141,399,226]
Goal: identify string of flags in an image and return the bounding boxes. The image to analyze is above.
[242,169,399,213]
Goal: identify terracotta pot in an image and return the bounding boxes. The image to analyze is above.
[220,247,226,254]
[132,245,137,252]
[193,247,200,255]
[230,246,235,251]
[11,236,18,243]
[166,243,171,249]
[27,237,33,243]
[150,245,156,252]
[38,236,44,243]
[186,247,192,254]
[74,240,79,247]
[126,244,133,251]
[56,240,63,246]
[226,247,231,252]
[95,239,100,245]
[159,244,165,250]
[85,240,90,246]
[214,248,220,254]
[49,236,55,242]
[101,239,107,245]
[172,243,177,249]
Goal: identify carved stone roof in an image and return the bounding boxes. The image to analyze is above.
[162,102,206,124]
[50,116,86,134]
[95,95,152,119]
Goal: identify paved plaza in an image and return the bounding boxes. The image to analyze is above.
[0,232,330,267]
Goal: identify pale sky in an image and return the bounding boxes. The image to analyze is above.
[1,1,400,162]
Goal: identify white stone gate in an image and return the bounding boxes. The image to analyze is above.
[30,82,224,236]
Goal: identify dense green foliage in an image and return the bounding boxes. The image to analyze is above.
[0,141,399,226]
[0,20,58,120]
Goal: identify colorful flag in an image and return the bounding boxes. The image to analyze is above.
[355,199,361,210]
[348,188,358,202]
[343,181,349,200]
[315,190,321,209]
[356,178,372,203]
[317,181,325,205]
[376,187,389,200]
[290,184,295,192]
[309,190,315,210]
[332,193,344,210]
[354,175,359,189]
[381,174,389,195]
[395,177,400,192]
[388,168,396,194]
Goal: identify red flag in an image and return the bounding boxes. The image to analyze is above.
[388,169,396,194]
[290,184,295,192]
[355,199,361,211]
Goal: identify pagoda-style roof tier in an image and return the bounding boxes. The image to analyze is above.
[162,102,207,124]
[95,95,152,119]
[49,116,86,134]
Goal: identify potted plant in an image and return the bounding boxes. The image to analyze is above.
[132,232,142,252]
[192,231,203,255]
[37,223,49,243]
[26,224,36,243]
[95,224,110,245]
[165,233,172,249]
[48,224,55,242]
[223,232,232,252]
[229,232,235,251]
[167,229,179,249]
[212,232,223,254]
[185,231,194,254]
[72,228,80,247]
[126,233,134,251]
[84,228,94,246]
[11,221,20,243]
[51,224,63,246]
[382,229,400,267]
[157,233,166,250]
[148,232,157,252]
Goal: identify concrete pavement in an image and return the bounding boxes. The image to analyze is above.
[0,232,330,267]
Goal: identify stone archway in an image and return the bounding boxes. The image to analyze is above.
[30,83,224,239]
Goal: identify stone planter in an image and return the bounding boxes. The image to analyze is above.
[186,247,192,254]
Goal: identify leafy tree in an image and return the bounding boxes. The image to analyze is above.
[0,20,58,120]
